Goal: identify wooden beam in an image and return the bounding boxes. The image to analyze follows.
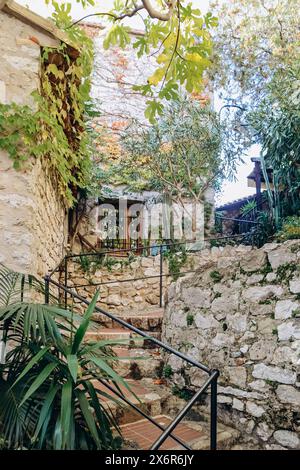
[2,0,79,50]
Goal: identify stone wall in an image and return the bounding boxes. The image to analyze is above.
[163,240,300,450]
[67,254,170,312]
[0,10,68,276]
[67,246,216,312]
[0,9,61,105]
[0,149,68,277]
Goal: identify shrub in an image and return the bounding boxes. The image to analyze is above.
[276,216,300,241]
[0,264,130,450]
[186,313,194,326]
[209,270,222,283]
[162,365,173,378]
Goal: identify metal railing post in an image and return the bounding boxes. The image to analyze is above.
[210,369,219,450]
[159,244,163,308]
[64,257,68,309]
[44,275,50,304]
[151,371,218,450]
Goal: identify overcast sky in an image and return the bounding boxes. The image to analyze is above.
[16,0,256,205]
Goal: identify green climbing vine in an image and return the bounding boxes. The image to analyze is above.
[164,245,188,281]
[0,22,94,206]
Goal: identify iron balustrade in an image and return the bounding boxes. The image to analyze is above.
[45,233,261,449]
[215,214,259,235]
[44,275,219,451]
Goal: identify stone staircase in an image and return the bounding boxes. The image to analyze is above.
[86,306,239,450]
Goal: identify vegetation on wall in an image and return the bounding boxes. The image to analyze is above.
[75,252,137,275]
[0,18,94,206]
[164,244,188,281]
[276,216,300,242]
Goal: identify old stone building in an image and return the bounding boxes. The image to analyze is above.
[0,1,74,276]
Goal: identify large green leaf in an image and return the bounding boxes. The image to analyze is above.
[19,362,57,407]
[0,264,44,307]
[76,389,101,449]
[71,290,99,354]
[67,354,78,383]
[32,383,59,444]
[60,379,72,448]
[83,381,115,448]
[0,302,73,347]
[12,347,49,387]
[53,415,63,450]
[0,376,39,448]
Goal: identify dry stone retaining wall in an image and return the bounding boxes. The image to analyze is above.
[163,241,300,449]
[67,248,216,312]
[67,254,170,312]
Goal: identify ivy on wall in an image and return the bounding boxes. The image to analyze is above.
[0,25,94,206]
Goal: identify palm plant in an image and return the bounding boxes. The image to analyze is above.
[0,263,132,450]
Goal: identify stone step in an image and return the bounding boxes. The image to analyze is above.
[92,378,169,425]
[85,328,162,348]
[91,308,164,332]
[120,415,239,450]
[93,376,239,449]
[112,347,163,379]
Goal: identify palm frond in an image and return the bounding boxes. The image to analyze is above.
[0,263,45,307]
[0,288,126,450]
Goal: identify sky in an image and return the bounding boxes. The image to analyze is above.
[16,0,256,205]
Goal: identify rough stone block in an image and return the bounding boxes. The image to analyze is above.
[242,285,284,303]
[232,398,244,411]
[249,340,275,361]
[275,300,299,320]
[268,245,296,270]
[252,363,296,384]
[194,313,218,329]
[273,430,300,449]
[240,250,267,273]
[181,287,211,308]
[246,401,265,418]
[278,322,300,341]
[226,366,247,388]
[276,385,300,406]
[289,277,300,294]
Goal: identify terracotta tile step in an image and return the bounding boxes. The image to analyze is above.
[120,415,240,450]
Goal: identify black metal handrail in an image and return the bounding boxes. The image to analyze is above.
[214,215,259,225]
[45,231,262,449]
[46,278,211,374]
[44,276,219,450]
[215,209,263,240]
